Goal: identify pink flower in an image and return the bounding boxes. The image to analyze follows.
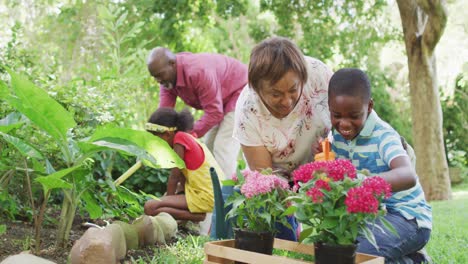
[306,187,325,203]
[240,170,289,198]
[292,159,357,185]
[362,176,392,199]
[345,186,379,214]
[315,179,331,191]
[326,159,357,181]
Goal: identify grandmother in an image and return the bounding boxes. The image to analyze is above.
[234,36,332,179]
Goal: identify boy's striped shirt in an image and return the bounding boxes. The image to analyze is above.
[331,110,432,229]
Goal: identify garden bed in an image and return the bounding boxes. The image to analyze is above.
[204,238,384,264]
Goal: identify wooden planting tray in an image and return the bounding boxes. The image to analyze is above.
[204,238,384,264]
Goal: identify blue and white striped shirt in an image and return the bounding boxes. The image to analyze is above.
[331,110,432,229]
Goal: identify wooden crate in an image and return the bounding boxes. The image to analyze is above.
[204,238,384,264]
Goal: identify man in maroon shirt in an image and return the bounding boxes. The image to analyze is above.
[147,47,247,182]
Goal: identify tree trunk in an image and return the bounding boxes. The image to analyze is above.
[396,0,450,200]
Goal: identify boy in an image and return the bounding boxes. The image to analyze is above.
[328,68,432,263]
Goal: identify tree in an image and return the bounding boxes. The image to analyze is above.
[396,0,450,200]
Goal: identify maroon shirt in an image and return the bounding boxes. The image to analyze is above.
[159,52,248,137]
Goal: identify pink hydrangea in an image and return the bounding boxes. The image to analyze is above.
[240,170,289,198]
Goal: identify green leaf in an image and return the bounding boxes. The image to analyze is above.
[0,112,25,133]
[83,125,184,169]
[321,218,339,229]
[222,179,237,186]
[380,217,399,237]
[299,227,314,242]
[0,224,6,235]
[0,132,44,159]
[362,225,379,251]
[281,206,297,217]
[35,166,78,194]
[0,80,8,98]
[4,69,76,144]
[81,191,103,219]
[91,137,158,166]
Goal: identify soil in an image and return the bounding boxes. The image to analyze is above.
[0,215,190,264]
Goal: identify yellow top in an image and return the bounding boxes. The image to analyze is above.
[182,136,225,213]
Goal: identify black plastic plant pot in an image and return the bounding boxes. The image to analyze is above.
[314,242,358,264]
[233,228,274,263]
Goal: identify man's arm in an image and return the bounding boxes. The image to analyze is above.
[159,87,177,108]
[192,73,224,137]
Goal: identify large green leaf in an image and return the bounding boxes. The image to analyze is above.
[0,132,44,159]
[0,112,25,133]
[35,166,78,194]
[81,191,103,219]
[83,125,184,169]
[3,70,76,144]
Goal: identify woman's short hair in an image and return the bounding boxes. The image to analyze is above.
[248,36,308,93]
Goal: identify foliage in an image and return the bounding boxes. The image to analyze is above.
[0,186,19,220]
[224,169,292,233]
[441,73,467,168]
[291,159,394,247]
[0,69,184,248]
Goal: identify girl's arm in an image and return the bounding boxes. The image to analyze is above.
[166,143,186,195]
[379,155,417,192]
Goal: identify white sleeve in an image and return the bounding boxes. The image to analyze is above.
[233,86,264,146]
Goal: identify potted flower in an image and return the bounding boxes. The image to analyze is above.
[291,159,395,264]
[224,169,293,256]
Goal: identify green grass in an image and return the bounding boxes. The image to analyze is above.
[131,184,468,263]
[425,183,468,264]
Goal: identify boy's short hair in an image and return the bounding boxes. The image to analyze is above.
[328,68,371,103]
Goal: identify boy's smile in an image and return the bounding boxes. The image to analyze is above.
[329,95,373,141]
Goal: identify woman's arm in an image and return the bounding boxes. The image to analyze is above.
[241,145,273,172]
[166,143,186,195]
[379,155,417,192]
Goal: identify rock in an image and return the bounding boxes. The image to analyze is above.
[103,224,126,260]
[0,253,56,264]
[153,212,178,241]
[113,220,139,250]
[149,216,166,244]
[69,227,117,264]
[132,215,156,246]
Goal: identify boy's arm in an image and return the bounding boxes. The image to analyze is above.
[379,155,417,192]
[166,143,185,195]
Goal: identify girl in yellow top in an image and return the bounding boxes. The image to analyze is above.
[144,108,225,222]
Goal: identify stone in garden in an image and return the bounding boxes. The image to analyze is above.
[69,227,117,264]
[132,215,156,246]
[103,223,127,260]
[149,216,166,244]
[153,212,178,241]
[0,253,56,264]
[113,220,139,250]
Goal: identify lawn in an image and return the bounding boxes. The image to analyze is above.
[134,183,468,264]
[426,182,468,263]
